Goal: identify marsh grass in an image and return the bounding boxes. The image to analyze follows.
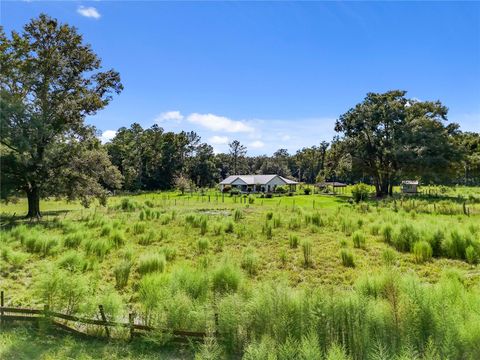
[197,238,210,254]
[138,253,166,275]
[301,239,313,267]
[114,259,133,289]
[84,237,113,259]
[289,234,299,248]
[212,262,241,294]
[413,241,433,263]
[352,231,366,249]
[241,248,259,276]
[340,249,355,267]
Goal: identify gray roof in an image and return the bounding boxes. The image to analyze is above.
[219,174,298,185]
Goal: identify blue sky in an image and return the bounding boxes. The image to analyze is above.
[2,1,479,155]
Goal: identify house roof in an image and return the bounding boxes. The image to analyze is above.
[219,174,298,185]
[317,181,347,187]
[401,180,419,185]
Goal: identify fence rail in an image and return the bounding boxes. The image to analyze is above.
[0,291,206,342]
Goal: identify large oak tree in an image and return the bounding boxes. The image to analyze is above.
[335,90,461,196]
[0,15,123,217]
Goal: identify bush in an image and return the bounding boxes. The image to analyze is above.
[303,187,312,195]
[301,239,313,267]
[351,183,370,203]
[212,263,241,294]
[275,185,288,194]
[138,253,166,275]
[352,231,366,249]
[413,241,433,263]
[340,249,355,267]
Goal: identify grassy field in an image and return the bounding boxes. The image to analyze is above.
[1,190,480,359]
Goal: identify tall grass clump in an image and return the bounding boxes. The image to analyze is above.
[428,229,445,257]
[171,267,210,301]
[224,220,234,234]
[24,235,59,256]
[442,229,467,260]
[352,231,366,249]
[10,225,30,243]
[63,232,83,248]
[311,212,323,227]
[413,241,433,263]
[241,248,259,276]
[120,198,136,211]
[465,245,479,264]
[381,224,393,244]
[110,230,125,247]
[160,246,177,261]
[382,248,397,266]
[200,217,208,235]
[132,222,146,235]
[263,222,273,239]
[139,230,156,245]
[289,234,299,248]
[57,251,89,272]
[0,246,28,269]
[212,262,241,294]
[100,224,112,237]
[113,259,133,289]
[197,238,210,254]
[138,253,166,275]
[266,211,273,220]
[340,249,355,267]
[301,239,313,267]
[393,224,419,252]
[84,237,113,259]
[233,209,243,222]
[273,216,282,228]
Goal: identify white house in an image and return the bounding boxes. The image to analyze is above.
[219,174,298,193]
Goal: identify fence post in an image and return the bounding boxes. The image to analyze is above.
[129,313,134,341]
[1,290,4,326]
[98,305,110,338]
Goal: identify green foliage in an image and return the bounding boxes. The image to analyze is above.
[340,249,355,267]
[233,209,243,222]
[381,224,393,244]
[382,248,397,266]
[23,235,59,256]
[394,224,419,252]
[84,237,113,259]
[352,231,366,249]
[241,248,259,276]
[113,260,133,289]
[63,233,83,248]
[465,245,479,264]
[197,238,210,254]
[289,234,299,248]
[57,250,90,272]
[351,183,371,203]
[301,239,313,267]
[224,220,235,234]
[212,262,241,294]
[133,222,146,235]
[138,253,166,275]
[413,241,433,263]
[110,230,125,247]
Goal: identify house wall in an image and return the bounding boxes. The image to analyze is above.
[265,176,287,190]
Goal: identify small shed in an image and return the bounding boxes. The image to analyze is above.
[401,180,419,194]
[316,181,347,194]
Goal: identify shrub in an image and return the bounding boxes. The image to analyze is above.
[266,211,273,220]
[114,260,132,289]
[351,183,370,203]
[138,253,166,275]
[301,239,313,267]
[197,238,210,254]
[352,231,366,249]
[241,248,259,276]
[275,185,288,194]
[340,249,355,267]
[289,234,299,248]
[413,241,433,263]
[303,187,312,195]
[212,263,241,294]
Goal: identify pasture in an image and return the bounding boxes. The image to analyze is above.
[1,189,480,359]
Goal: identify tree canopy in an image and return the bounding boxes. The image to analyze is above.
[0,14,123,217]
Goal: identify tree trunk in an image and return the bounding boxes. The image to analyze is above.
[26,188,41,218]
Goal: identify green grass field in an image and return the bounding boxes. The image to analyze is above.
[1,190,480,359]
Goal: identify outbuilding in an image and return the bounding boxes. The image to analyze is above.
[401,180,419,194]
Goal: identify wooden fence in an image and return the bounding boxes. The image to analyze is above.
[0,291,206,343]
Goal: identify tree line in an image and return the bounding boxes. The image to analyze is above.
[1,15,479,217]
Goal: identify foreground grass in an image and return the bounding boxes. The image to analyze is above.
[1,190,479,358]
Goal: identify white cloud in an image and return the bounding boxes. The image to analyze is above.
[77,6,101,19]
[100,130,116,143]
[186,113,254,133]
[208,135,229,145]
[249,140,265,149]
[155,110,184,122]
[281,134,291,141]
